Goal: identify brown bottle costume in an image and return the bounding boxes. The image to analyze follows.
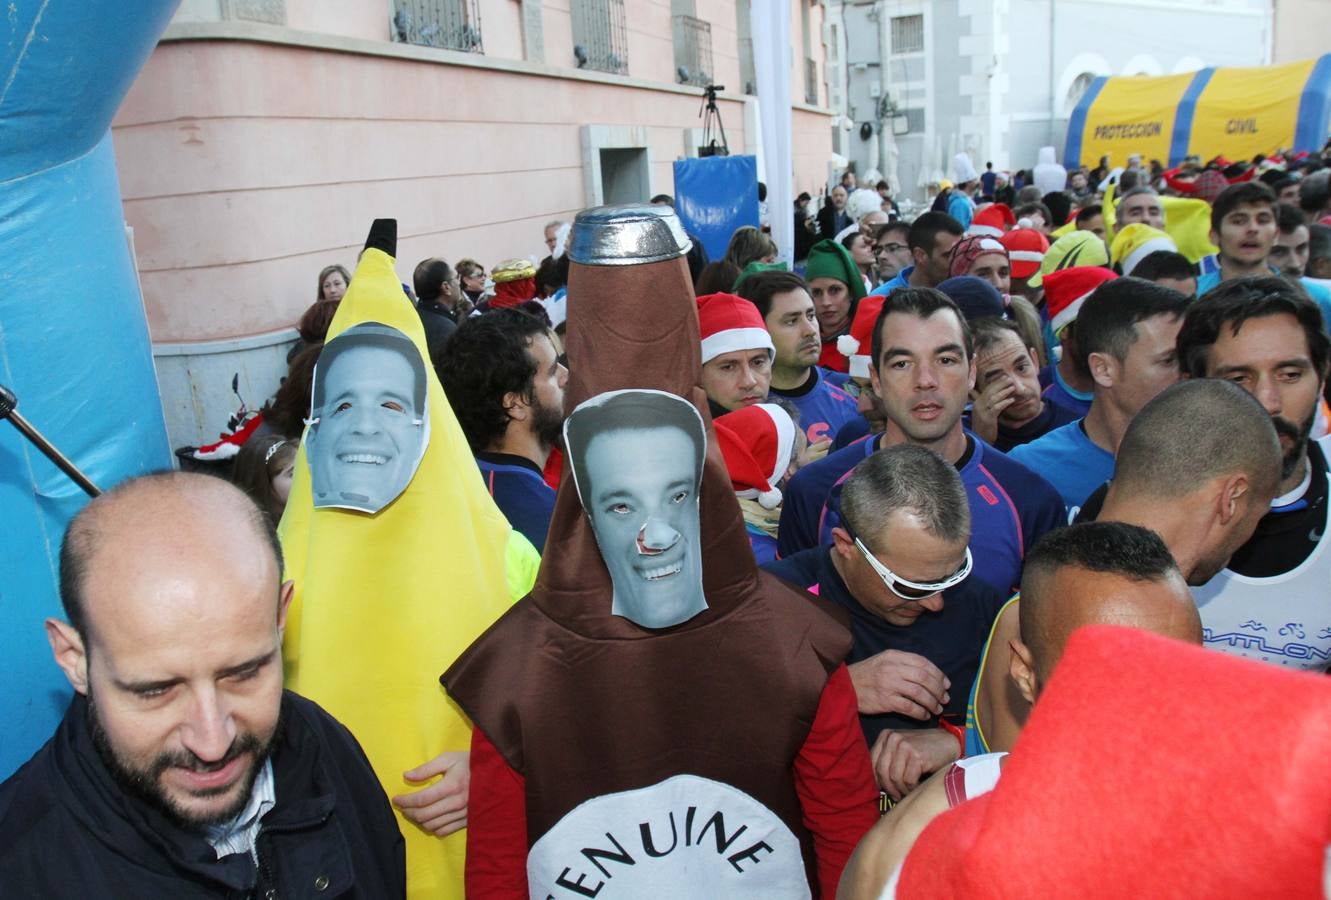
[443,206,876,898]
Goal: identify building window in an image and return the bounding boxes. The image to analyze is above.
[391,0,483,53]
[903,107,925,134]
[572,0,629,75]
[673,15,714,86]
[804,58,819,105]
[890,14,924,54]
[736,0,756,94]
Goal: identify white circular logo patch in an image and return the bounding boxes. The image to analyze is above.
[526,773,811,899]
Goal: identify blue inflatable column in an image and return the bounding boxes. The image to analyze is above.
[0,1,179,778]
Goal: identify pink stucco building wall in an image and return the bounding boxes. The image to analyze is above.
[114,0,835,347]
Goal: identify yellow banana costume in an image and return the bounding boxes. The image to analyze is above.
[1103,181,1218,264]
[279,219,537,898]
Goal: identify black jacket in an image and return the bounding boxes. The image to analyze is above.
[0,692,405,899]
[416,301,458,357]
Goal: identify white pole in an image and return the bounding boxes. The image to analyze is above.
[751,0,794,264]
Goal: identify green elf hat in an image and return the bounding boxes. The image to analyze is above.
[732,260,789,292]
[803,240,867,301]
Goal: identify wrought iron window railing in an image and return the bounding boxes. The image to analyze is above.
[571,0,629,75]
[673,15,714,86]
[391,0,484,54]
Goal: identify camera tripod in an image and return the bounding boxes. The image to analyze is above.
[699,84,729,158]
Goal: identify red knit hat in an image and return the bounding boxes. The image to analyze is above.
[998,227,1050,281]
[837,294,886,379]
[490,258,538,309]
[714,404,797,509]
[1042,266,1116,335]
[897,626,1331,898]
[696,292,775,365]
[967,203,1016,238]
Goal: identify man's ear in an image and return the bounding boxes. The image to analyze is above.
[45,618,89,695]
[502,390,529,423]
[276,579,295,633]
[1007,638,1039,706]
[911,245,929,268]
[967,353,978,392]
[1087,351,1116,389]
[1216,473,1250,526]
[830,526,856,561]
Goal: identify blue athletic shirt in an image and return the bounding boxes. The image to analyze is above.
[869,266,913,297]
[1008,419,1113,518]
[1041,366,1092,418]
[963,594,1021,757]
[764,545,1005,746]
[475,452,556,553]
[769,366,861,446]
[778,432,1064,596]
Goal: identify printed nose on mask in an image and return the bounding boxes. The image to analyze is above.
[636,518,681,556]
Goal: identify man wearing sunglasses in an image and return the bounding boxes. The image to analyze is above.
[765,445,1005,802]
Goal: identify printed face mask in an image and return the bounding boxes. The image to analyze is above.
[566,390,707,629]
[306,323,430,513]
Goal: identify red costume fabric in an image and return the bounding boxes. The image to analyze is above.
[897,626,1331,897]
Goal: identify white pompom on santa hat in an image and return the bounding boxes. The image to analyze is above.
[714,403,798,509]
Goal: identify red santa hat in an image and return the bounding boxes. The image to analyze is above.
[189,411,265,462]
[837,294,886,379]
[697,292,775,365]
[1042,266,1117,335]
[967,203,1016,238]
[998,227,1050,281]
[714,404,797,509]
[896,626,1331,897]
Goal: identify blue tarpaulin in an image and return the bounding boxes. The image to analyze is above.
[0,0,178,778]
[673,155,761,264]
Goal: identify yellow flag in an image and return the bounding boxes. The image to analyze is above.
[279,225,535,898]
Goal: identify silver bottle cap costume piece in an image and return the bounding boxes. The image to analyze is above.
[568,204,692,266]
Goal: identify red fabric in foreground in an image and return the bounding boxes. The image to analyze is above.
[898,626,1331,898]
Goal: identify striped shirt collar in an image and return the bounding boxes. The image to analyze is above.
[204,759,276,860]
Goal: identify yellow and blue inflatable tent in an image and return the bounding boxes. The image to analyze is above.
[1065,55,1331,167]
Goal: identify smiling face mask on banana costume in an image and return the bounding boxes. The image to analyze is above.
[278,219,538,899]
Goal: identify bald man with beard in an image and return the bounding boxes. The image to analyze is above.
[0,473,404,897]
[966,378,1282,757]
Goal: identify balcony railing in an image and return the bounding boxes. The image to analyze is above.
[391,0,484,54]
[571,0,629,75]
[673,15,714,87]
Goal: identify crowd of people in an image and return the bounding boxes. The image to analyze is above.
[5,139,1331,898]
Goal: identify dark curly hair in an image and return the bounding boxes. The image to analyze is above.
[297,299,340,345]
[263,343,322,439]
[436,308,551,453]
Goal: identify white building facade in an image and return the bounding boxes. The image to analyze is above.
[824,0,1275,202]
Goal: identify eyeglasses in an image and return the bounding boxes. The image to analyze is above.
[852,535,972,602]
[842,379,872,400]
[875,243,907,255]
